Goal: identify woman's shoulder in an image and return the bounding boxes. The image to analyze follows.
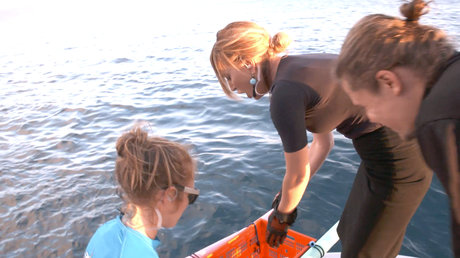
[86,215,161,258]
[85,216,126,258]
[274,54,338,94]
[284,53,338,63]
[416,55,460,127]
[277,54,337,78]
[120,235,160,258]
[91,217,124,237]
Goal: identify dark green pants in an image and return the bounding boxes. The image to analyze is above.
[338,127,432,258]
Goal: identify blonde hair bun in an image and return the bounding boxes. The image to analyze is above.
[270,32,292,54]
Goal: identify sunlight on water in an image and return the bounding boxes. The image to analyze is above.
[0,0,458,257]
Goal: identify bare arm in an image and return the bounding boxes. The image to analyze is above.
[308,131,334,177]
[277,132,334,213]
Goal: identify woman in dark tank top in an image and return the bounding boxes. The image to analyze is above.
[211,21,432,257]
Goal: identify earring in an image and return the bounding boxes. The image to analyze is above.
[249,76,257,85]
[245,63,257,85]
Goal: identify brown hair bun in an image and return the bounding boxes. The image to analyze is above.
[400,0,430,22]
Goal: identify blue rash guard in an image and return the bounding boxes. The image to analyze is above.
[85,216,160,258]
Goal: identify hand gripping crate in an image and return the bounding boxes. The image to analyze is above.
[188,210,316,258]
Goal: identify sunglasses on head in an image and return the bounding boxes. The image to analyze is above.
[174,184,200,205]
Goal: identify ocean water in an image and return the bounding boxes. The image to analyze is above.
[0,0,459,257]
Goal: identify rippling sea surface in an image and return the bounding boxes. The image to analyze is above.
[1,0,459,257]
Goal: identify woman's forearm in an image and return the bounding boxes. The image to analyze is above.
[279,163,310,213]
[277,132,334,213]
[278,145,310,213]
[308,132,334,177]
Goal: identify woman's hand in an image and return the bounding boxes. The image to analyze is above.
[266,207,297,247]
[267,191,298,247]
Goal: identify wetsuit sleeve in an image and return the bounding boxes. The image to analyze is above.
[270,82,309,153]
[417,119,459,190]
[416,119,460,242]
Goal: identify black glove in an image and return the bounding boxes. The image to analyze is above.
[266,192,297,248]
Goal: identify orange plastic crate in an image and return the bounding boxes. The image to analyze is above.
[188,210,316,258]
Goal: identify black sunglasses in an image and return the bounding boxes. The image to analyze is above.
[174,184,200,205]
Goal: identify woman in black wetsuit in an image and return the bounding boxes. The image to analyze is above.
[210,21,432,257]
[335,0,459,256]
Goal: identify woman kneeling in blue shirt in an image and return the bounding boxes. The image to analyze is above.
[85,127,199,258]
